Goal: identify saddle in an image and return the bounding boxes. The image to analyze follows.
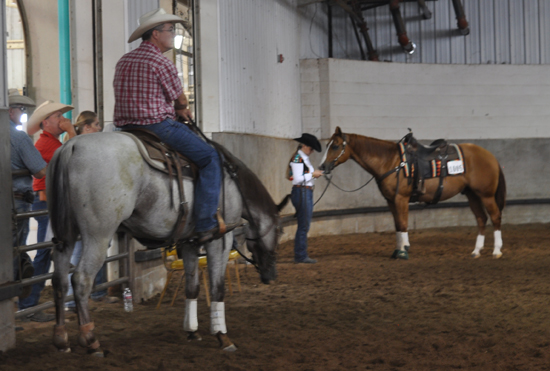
[120,128,198,248]
[399,132,465,204]
[120,128,197,180]
[119,129,238,248]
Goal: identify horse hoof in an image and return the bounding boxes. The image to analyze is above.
[216,332,236,351]
[493,253,502,259]
[471,253,481,259]
[223,344,238,352]
[90,350,104,357]
[57,347,71,353]
[187,331,202,342]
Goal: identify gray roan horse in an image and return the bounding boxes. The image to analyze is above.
[47,132,289,355]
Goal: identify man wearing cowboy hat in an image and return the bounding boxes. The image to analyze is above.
[8,91,46,302]
[18,100,75,320]
[287,133,324,264]
[113,8,222,243]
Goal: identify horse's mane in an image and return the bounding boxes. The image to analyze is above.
[210,141,278,215]
[347,134,400,168]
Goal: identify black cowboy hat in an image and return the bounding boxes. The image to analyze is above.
[294,133,322,152]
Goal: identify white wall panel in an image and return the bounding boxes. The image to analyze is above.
[218,0,302,138]
[125,0,159,52]
[524,0,540,65]
[302,59,550,141]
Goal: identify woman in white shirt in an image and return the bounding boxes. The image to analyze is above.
[288,133,323,263]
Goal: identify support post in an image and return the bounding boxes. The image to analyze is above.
[0,3,15,351]
[327,3,333,58]
[93,0,104,125]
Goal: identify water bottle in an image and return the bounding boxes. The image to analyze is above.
[123,288,133,312]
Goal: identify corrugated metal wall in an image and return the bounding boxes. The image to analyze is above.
[125,0,159,52]
[218,0,302,137]
[301,0,550,65]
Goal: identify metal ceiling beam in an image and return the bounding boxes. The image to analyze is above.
[333,0,379,61]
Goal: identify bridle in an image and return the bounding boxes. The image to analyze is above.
[329,138,347,170]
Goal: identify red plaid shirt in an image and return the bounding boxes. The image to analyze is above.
[113,41,183,127]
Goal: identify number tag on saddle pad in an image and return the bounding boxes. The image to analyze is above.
[447,160,464,175]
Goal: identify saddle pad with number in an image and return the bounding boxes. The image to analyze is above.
[398,142,465,180]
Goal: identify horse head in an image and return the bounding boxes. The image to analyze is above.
[319,126,351,174]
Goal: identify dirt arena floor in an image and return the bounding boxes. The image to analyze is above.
[2,223,550,371]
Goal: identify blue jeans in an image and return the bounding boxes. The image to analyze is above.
[125,119,221,232]
[66,241,107,308]
[291,186,314,262]
[12,199,33,280]
[19,198,51,309]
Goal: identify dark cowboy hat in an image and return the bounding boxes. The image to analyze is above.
[294,133,322,152]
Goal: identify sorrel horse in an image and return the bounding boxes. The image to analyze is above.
[47,132,289,355]
[320,127,506,260]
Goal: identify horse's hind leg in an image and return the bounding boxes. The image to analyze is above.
[481,196,503,259]
[464,189,488,258]
[181,242,202,341]
[206,234,236,351]
[51,241,75,352]
[73,236,110,356]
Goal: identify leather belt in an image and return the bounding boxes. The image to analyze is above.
[293,185,314,190]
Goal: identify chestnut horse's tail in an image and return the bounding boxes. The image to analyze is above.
[495,166,506,212]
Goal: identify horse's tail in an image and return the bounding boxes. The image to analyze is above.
[47,143,78,250]
[277,194,291,212]
[495,166,506,212]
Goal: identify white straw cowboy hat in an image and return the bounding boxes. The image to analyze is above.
[8,89,36,108]
[128,8,184,43]
[26,100,74,135]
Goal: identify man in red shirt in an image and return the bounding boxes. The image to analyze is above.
[114,8,221,243]
[19,101,75,319]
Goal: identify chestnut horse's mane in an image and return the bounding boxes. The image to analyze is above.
[345,133,401,172]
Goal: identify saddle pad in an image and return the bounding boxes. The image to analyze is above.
[399,143,465,179]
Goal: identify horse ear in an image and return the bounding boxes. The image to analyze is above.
[335,126,342,136]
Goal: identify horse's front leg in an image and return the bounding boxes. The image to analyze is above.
[205,234,236,351]
[181,243,201,341]
[388,195,410,260]
[51,241,74,353]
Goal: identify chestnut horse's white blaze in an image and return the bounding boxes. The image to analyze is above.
[320,127,506,260]
[47,132,288,355]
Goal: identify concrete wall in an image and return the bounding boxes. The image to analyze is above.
[301,58,550,141]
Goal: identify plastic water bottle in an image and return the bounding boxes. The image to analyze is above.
[123,288,133,312]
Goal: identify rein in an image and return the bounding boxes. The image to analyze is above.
[185,118,268,271]
[314,137,376,205]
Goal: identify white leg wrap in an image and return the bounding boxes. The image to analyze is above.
[475,235,485,249]
[494,230,502,249]
[471,235,485,257]
[396,232,409,251]
[493,230,503,258]
[183,299,198,332]
[210,301,227,335]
